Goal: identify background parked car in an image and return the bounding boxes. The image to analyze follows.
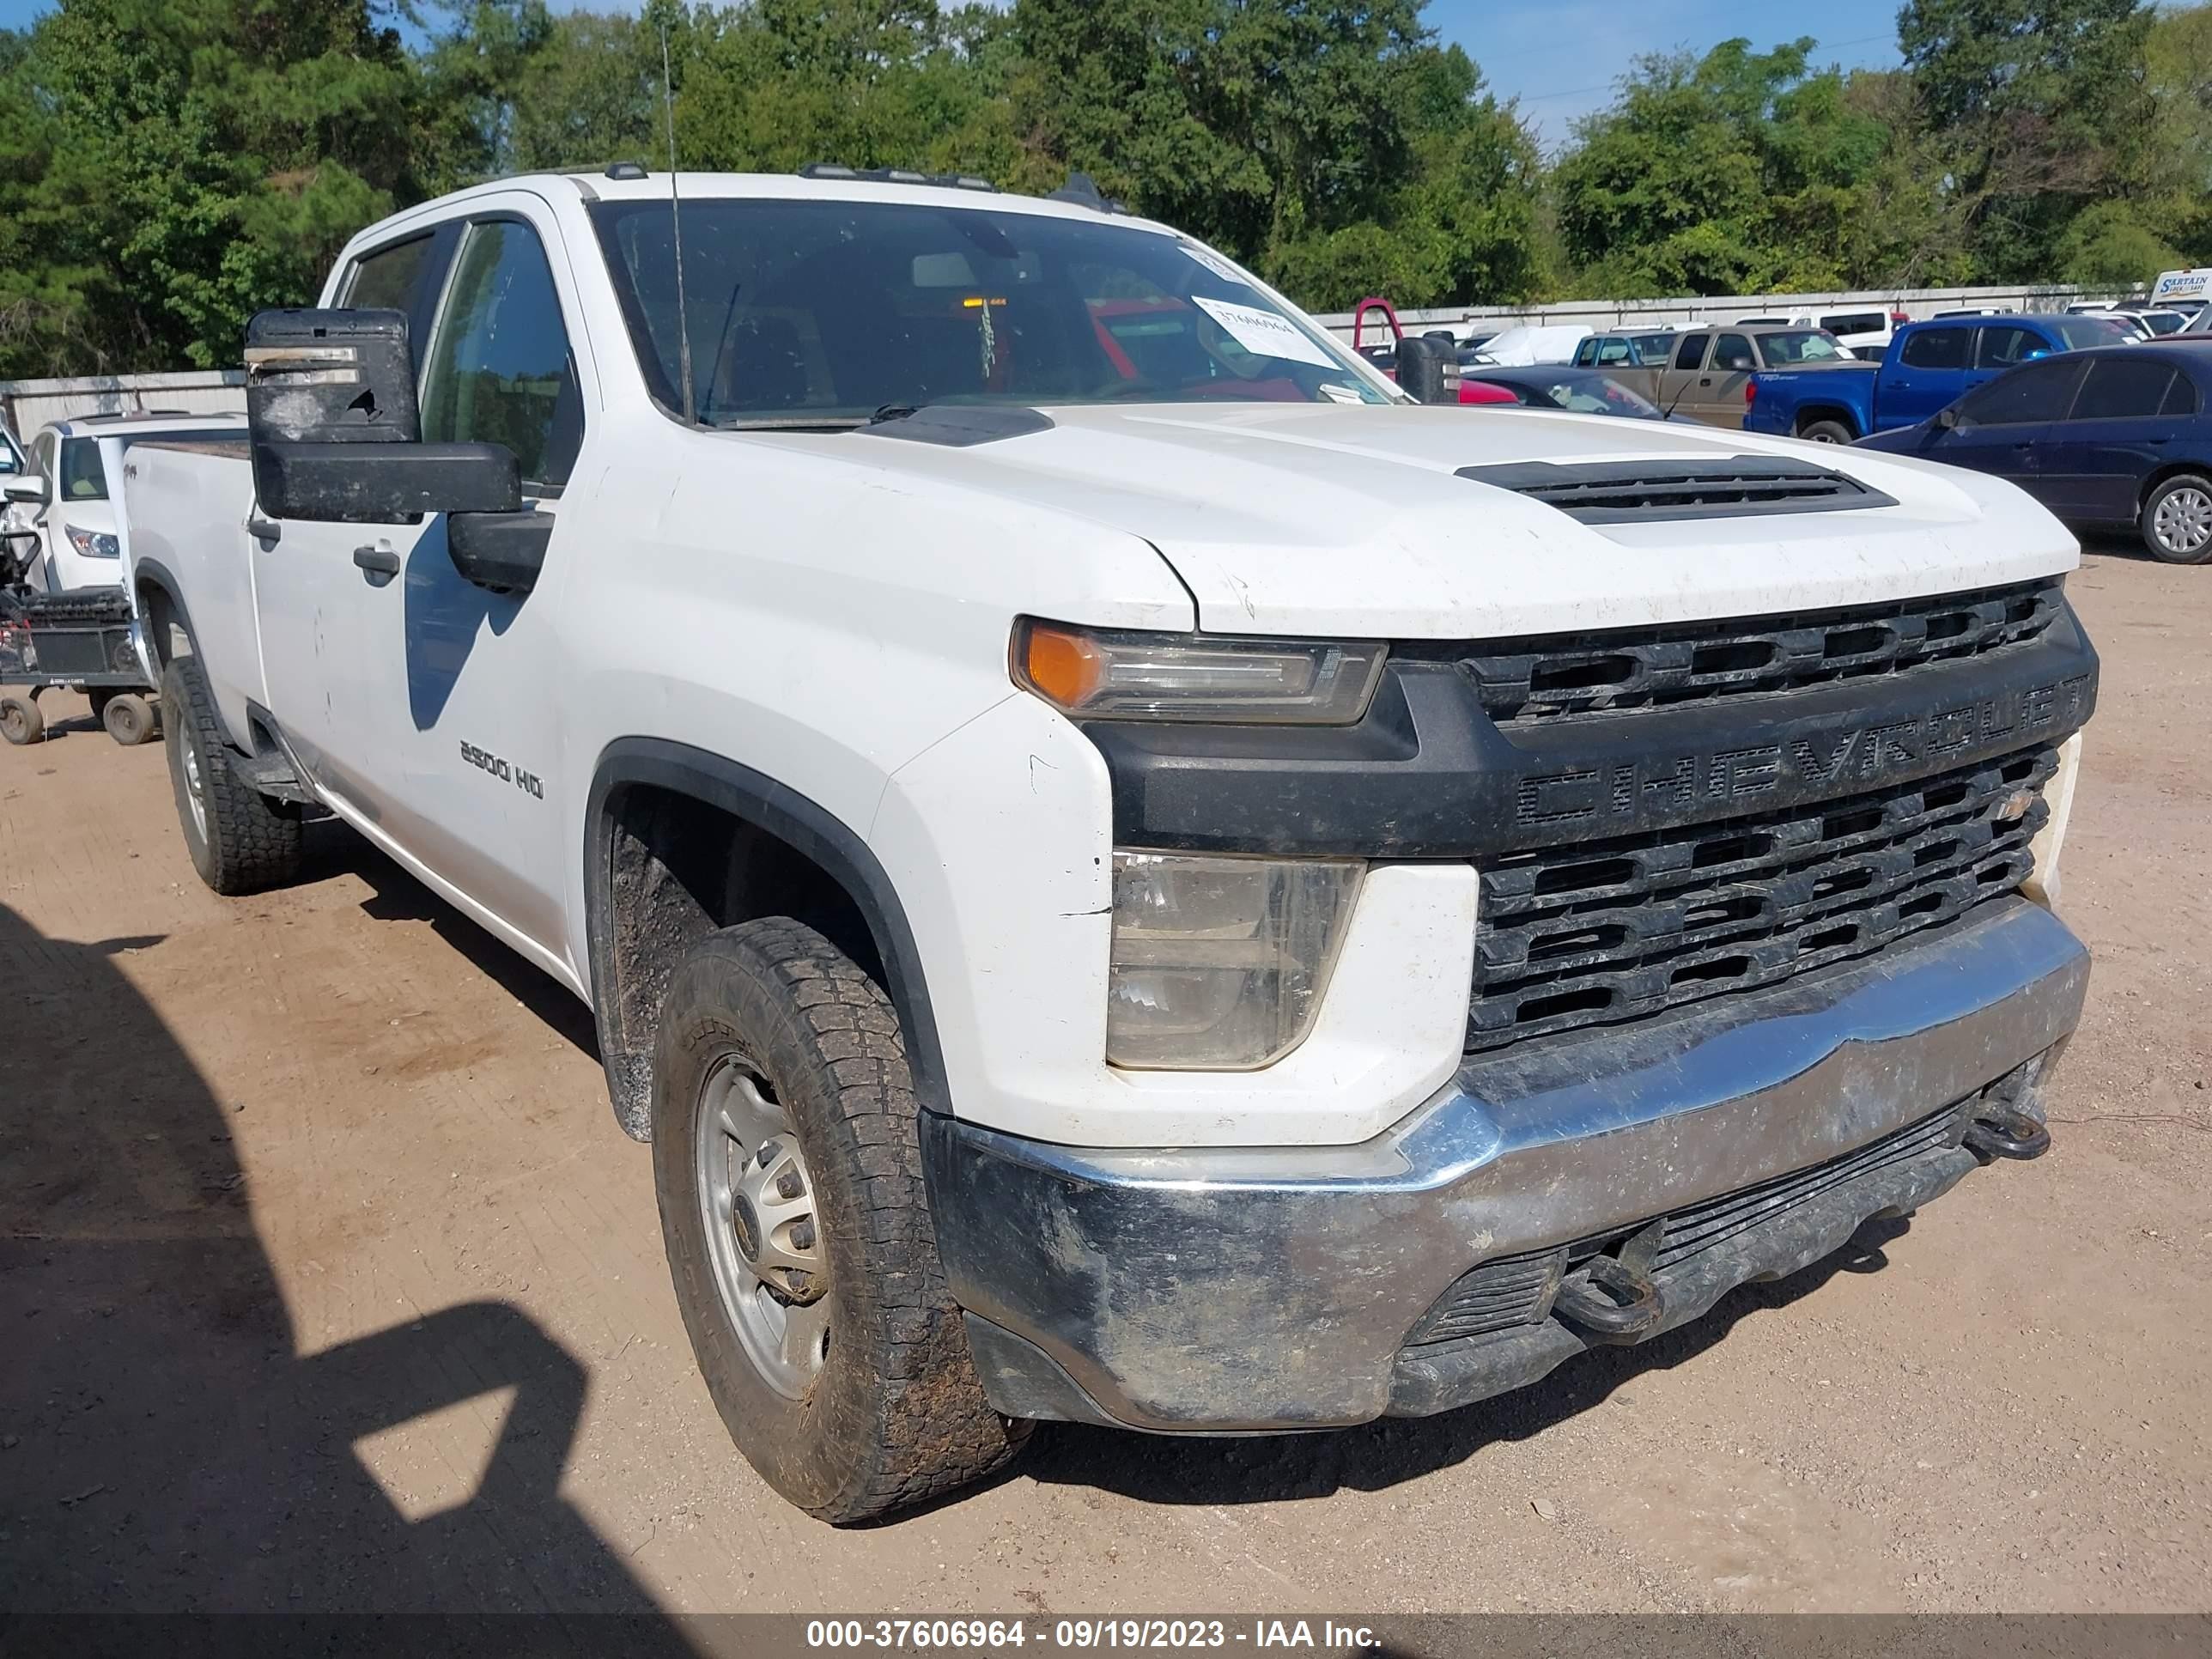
[1456,365,1674,419]
[1570,330,1677,369]
[1465,323,1593,366]
[1747,311,2134,443]
[1856,341,2212,562]
[1599,323,1856,428]
[1735,307,1907,359]
[4,411,249,592]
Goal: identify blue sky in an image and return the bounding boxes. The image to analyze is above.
[0,0,1908,147]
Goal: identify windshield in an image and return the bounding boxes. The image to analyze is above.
[2051,316,2133,349]
[1522,373,1663,418]
[1760,330,1850,364]
[589,197,1396,426]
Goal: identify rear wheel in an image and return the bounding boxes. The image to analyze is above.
[0,695,44,746]
[652,917,1027,1522]
[162,654,301,893]
[101,691,157,746]
[2141,474,2212,564]
[1799,418,1853,444]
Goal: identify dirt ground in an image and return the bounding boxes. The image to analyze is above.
[3,545,2208,1620]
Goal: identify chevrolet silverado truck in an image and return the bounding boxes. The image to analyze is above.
[117,167,2097,1523]
[1747,312,2135,443]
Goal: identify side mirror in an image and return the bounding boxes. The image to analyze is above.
[3,473,50,507]
[1935,405,1960,431]
[246,307,521,523]
[1395,336,1459,404]
[2023,348,2051,361]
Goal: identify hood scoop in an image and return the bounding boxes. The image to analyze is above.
[1455,455,1895,525]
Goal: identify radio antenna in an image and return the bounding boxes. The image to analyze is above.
[661,21,697,423]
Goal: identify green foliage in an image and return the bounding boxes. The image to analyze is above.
[2,0,2206,380]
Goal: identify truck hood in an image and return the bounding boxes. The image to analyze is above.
[830,402,2081,638]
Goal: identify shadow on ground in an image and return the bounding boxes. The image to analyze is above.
[0,899,686,1640]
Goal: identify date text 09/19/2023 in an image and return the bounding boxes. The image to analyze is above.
[805,1620,1382,1651]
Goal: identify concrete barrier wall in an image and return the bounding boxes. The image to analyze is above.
[0,369,246,439]
[1314,283,2146,343]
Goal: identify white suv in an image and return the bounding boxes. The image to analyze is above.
[7,411,246,592]
[118,167,2098,1521]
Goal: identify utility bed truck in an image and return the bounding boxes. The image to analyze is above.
[117,167,2097,1522]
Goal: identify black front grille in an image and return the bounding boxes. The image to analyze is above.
[1403,1080,2008,1349]
[1468,744,2057,1052]
[1455,455,1895,524]
[1450,580,2063,724]
[1653,1100,1972,1272]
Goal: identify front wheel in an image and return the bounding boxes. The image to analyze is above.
[2141,473,2212,564]
[651,918,1027,1522]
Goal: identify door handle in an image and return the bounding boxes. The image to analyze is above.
[352,544,401,577]
[1698,376,1712,386]
[246,515,282,544]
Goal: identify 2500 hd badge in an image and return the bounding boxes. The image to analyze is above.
[459,740,544,800]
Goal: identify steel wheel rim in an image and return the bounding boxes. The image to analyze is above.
[2154,487,2211,554]
[694,1054,830,1400]
[182,736,208,840]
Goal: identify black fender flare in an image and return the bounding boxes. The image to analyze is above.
[583,737,951,1128]
[131,556,246,750]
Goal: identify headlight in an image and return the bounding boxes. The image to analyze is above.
[64,525,119,559]
[1014,620,1385,724]
[1106,853,1362,1069]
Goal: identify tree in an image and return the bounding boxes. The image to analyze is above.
[1896,0,2156,280]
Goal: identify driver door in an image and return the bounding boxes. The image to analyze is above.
[345,203,592,962]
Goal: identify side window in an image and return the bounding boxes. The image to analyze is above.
[1713,333,1756,371]
[343,235,434,315]
[1955,360,2085,427]
[420,220,584,492]
[2069,358,2178,422]
[1595,337,1631,365]
[1572,339,1596,366]
[2160,373,2202,418]
[58,438,107,501]
[1674,334,1709,371]
[32,431,56,481]
[1900,327,1969,370]
[1975,325,2039,368]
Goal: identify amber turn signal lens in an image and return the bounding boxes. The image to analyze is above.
[1020,623,1108,709]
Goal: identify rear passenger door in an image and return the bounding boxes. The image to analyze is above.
[2038,356,2192,524]
[1878,325,1972,428]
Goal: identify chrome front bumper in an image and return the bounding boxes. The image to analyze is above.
[921,897,2090,1432]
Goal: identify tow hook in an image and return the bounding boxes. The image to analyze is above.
[1962,1105,2051,1161]
[1552,1255,1665,1344]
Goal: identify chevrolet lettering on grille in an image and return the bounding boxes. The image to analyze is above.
[1514,672,2094,829]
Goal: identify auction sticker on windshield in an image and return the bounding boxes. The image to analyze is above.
[1192,295,1339,368]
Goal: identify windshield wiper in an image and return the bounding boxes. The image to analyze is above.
[870,404,922,424]
[703,413,870,431]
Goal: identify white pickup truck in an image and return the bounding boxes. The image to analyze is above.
[117,166,2098,1522]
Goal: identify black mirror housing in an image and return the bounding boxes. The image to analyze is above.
[245,306,523,525]
[1395,336,1458,404]
[1935,405,1960,431]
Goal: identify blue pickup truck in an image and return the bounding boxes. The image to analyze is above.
[1746,312,2133,443]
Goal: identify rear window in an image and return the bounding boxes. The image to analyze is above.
[1674,335,1708,370]
[1820,313,1887,336]
[1759,330,1850,365]
[1900,327,1970,369]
